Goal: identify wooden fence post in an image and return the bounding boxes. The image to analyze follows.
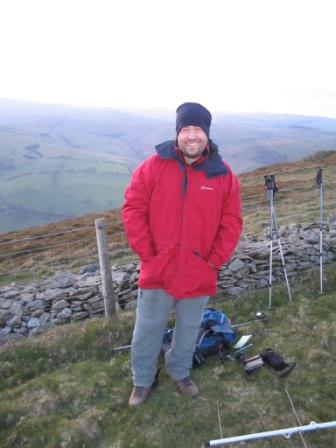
[95,218,118,317]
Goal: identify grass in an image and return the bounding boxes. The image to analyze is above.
[240,150,336,235]
[1,266,336,447]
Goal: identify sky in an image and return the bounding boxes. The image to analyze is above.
[0,0,335,117]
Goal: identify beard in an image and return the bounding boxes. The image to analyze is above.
[180,148,205,159]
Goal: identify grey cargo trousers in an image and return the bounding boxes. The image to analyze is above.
[131,288,208,387]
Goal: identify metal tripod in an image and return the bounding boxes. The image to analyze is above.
[316,168,324,293]
[265,175,292,308]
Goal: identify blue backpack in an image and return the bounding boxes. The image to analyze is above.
[162,308,236,366]
[193,308,236,366]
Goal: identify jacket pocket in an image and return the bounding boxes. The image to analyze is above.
[140,250,173,286]
[184,251,218,294]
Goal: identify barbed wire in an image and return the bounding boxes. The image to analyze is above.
[0,226,96,247]
[0,237,98,258]
[0,214,123,247]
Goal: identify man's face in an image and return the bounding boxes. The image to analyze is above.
[177,126,208,163]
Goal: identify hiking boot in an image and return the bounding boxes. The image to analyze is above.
[175,376,199,398]
[128,386,151,407]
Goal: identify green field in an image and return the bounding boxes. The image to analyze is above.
[0,125,134,232]
[1,171,129,216]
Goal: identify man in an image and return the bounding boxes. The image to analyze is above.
[122,102,242,406]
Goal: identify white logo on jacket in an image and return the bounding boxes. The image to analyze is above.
[200,185,214,191]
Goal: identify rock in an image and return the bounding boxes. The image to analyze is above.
[228,258,245,273]
[88,299,104,311]
[256,278,269,289]
[70,300,84,307]
[30,322,55,336]
[7,315,21,327]
[71,311,89,321]
[77,276,100,287]
[0,326,12,336]
[27,317,40,329]
[31,309,45,318]
[9,302,23,316]
[303,230,319,243]
[20,293,36,303]
[0,299,13,310]
[118,288,132,297]
[112,271,131,289]
[129,272,139,284]
[39,289,65,300]
[49,271,76,289]
[76,291,95,301]
[39,312,51,324]
[52,299,69,311]
[118,291,135,303]
[122,263,137,274]
[80,264,100,274]
[71,307,83,313]
[2,290,21,300]
[90,308,105,315]
[57,308,72,319]
[26,300,44,310]
[0,310,13,326]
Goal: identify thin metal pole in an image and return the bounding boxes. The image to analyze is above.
[285,388,309,448]
[319,173,323,293]
[272,208,292,302]
[205,421,336,446]
[216,401,224,441]
[268,188,273,308]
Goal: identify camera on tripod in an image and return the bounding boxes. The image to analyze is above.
[264,175,277,193]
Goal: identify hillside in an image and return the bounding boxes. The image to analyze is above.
[1,150,336,447]
[1,99,336,233]
[1,150,336,287]
[0,268,336,447]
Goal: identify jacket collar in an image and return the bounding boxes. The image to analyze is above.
[155,139,228,178]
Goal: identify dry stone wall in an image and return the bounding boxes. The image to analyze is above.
[1,222,336,345]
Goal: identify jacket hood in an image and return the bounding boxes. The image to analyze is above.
[155,139,228,179]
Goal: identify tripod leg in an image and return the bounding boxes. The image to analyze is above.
[268,190,274,308]
[320,230,323,293]
[320,182,323,293]
[268,239,273,308]
[272,209,292,303]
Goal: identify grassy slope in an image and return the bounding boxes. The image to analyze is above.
[1,267,336,448]
[1,150,335,286]
[240,150,336,235]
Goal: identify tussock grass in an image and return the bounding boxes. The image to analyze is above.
[1,266,336,447]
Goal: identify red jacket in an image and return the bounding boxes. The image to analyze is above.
[122,140,242,299]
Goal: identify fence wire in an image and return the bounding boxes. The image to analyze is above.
[0,166,335,287]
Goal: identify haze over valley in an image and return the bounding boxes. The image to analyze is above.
[1,99,336,233]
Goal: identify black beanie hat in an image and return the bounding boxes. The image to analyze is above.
[176,102,212,138]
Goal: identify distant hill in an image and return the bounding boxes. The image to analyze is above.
[0,99,336,233]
